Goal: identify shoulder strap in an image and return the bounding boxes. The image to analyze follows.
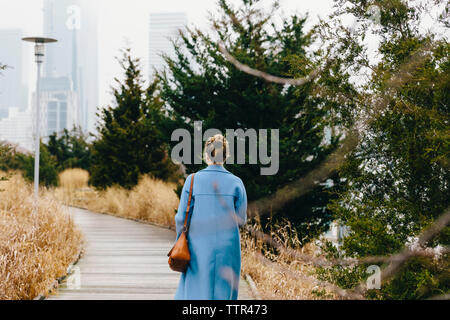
[182,173,195,233]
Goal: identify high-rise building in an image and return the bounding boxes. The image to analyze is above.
[0,107,33,152]
[38,77,80,139]
[43,0,98,135]
[148,12,187,77]
[0,29,28,119]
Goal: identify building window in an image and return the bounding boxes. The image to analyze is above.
[47,100,58,135]
[60,102,67,130]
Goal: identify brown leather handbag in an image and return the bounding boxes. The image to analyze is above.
[167,173,195,273]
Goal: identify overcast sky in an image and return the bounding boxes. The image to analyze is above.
[1,0,448,111]
[0,0,337,108]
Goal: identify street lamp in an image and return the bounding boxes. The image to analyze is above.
[22,37,57,211]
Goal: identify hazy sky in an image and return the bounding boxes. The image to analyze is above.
[0,0,336,109]
[1,0,448,111]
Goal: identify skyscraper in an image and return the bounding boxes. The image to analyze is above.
[0,107,33,152]
[43,0,99,135]
[148,12,187,77]
[39,77,80,138]
[0,29,28,119]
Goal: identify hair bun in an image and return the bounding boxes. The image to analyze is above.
[204,134,229,165]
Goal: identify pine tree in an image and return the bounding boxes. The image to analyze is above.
[47,126,92,171]
[21,142,59,187]
[317,0,449,299]
[90,48,180,190]
[159,0,356,240]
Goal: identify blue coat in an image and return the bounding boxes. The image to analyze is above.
[174,164,248,300]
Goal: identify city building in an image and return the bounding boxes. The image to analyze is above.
[43,0,98,134]
[148,12,187,77]
[0,76,79,151]
[0,28,28,119]
[0,107,33,152]
[38,76,80,139]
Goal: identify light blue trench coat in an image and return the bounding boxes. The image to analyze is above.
[174,164,248,300]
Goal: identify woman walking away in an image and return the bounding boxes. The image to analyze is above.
[174,134,248,300]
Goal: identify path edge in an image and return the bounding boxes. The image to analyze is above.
[33,246,84,300]
[52,205,257,300]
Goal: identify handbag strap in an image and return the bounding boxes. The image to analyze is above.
[182,173,195,233]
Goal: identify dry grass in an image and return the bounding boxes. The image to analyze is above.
[57,168,90,205]
[55,168,335,299]
[241,216,337,300]
[59,168,89,191]
[0,171,82,300]
[56,169,179,229]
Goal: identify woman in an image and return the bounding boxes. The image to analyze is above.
[174,134,248,300]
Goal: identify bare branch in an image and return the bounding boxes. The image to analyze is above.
[427,293,450,300]
[216,42,444,299]
[253,251,365,299]
[378,207,450,283]
[247,44,434,218]
[246,215,449,268]
[248,130,359,218]
[218,41,320,86]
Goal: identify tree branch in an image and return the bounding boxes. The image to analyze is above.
[218,41,320,86]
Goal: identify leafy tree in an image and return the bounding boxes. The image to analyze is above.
[316,0,449,299]
[46,126,92,171]
[21,142,59,187]
[90,48,180,190]
[0,142,28,172]
[159,0,357,241]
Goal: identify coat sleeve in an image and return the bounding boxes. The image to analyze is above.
[234,178,248,227]
[174,174,194,241]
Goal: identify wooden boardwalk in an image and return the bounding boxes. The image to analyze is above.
[47,207,253,300]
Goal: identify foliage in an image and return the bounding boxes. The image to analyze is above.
[159,0,358,241]
[20,142,59,187]
[0,142,27,172]
[90,48,181,190]
[317,0,450,299]
[46,126,92,172]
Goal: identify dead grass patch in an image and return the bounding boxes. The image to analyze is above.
[56,169,179,229]
[0,172,82,300]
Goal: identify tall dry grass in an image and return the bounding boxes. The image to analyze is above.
[59,168,89,190]
[56,169,179,229]
[57,168,90,205]
[0,172,82,300]
[240,217,336,299]
[55,168,334,299]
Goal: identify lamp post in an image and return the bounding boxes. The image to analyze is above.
[22,37,57,211]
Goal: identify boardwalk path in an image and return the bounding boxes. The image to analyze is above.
[48,207,253,300]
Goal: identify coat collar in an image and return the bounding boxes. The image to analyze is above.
[202,164,230,173]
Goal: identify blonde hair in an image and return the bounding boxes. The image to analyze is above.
[204,134,230,165]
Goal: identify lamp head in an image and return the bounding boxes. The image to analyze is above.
[22,37,57,64]
[22,37,58,44]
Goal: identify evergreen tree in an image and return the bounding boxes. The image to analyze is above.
[316,0,449,299]
[0,142,27,172]
[21,142,59,187]
[159,0,356,240]
[47,126,92,171]
[0,141,58,187]
[90,48,180,190]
